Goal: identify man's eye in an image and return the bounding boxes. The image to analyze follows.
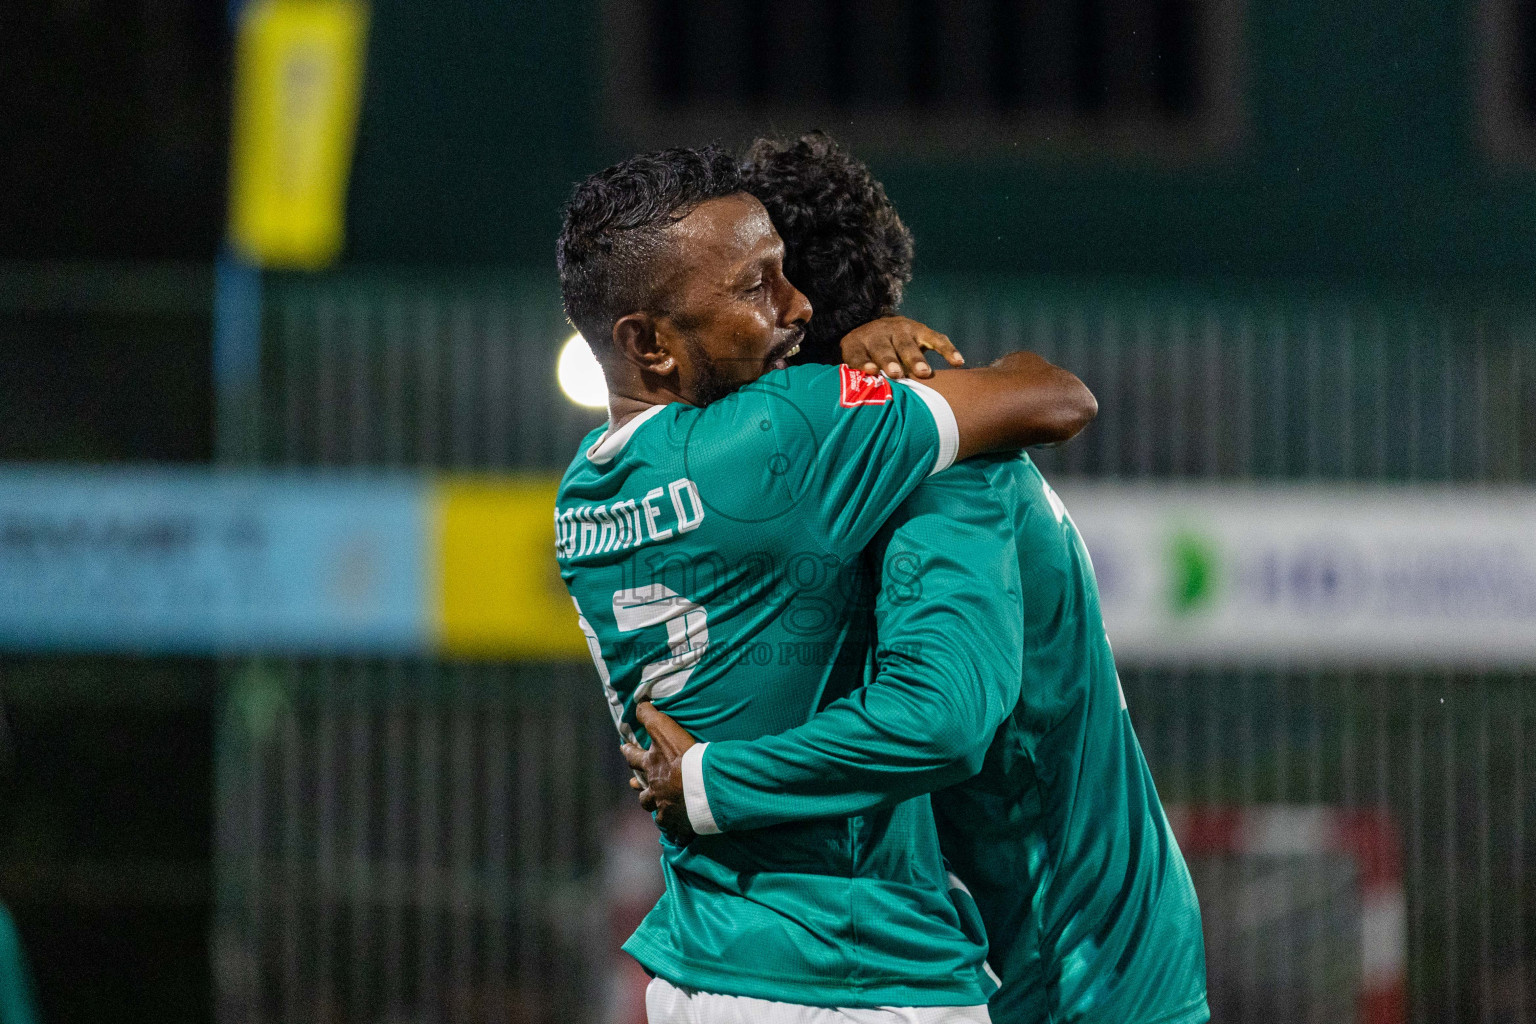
[744,280,764,294]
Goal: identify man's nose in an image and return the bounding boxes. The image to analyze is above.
[782,283,812,329]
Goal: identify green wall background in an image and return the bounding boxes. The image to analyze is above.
[343,0,1536,284]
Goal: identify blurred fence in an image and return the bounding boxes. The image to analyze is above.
[212,270,1536,1024]
[213,660,615,1024]
[229,272,1536,482]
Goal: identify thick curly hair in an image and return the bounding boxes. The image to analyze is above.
[741,132,914,364]
[557,146,743,354]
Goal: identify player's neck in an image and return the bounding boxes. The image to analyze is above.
[606,387,690,433]
[606,393,654,433]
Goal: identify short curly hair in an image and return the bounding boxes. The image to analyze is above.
[740,132,914,364]
[557,146,743,354]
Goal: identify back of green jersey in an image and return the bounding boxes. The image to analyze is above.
[555,364,956,739]
[931,453,1208,1024]
[555,364,995,1008]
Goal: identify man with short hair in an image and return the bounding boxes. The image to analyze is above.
[554,144,1096,1022]
[624,134,1209,1024]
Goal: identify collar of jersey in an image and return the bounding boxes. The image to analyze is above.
[586,403,668,464]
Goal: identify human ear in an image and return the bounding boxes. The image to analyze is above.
[613,313,676,375]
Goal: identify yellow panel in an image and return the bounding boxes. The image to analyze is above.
[433,477,586,659]
[228,0,369,269]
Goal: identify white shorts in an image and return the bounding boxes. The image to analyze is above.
[645,976,992,1024]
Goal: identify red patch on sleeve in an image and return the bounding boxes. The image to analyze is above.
[838,363,894,407]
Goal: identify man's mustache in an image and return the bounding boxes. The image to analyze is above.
[766,325,806,364]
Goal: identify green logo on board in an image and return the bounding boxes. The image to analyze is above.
[1168,530,1219,615]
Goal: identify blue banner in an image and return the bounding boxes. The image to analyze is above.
[0,468,426,654]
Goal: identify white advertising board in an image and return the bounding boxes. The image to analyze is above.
[1057,485,1536,667]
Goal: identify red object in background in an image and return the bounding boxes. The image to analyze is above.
[602,807,666,1024]
[1167,805,1405,1024]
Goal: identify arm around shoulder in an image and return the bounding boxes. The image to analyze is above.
[921,350,1097,460]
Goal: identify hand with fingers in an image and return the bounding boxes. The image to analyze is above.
[621,701,699,845]
[839,315,965,380]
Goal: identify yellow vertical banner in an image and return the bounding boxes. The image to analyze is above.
[228,0,369,269]
[433,477,586,659]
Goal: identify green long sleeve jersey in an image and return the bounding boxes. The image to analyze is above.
[555,363,997,1008]
[688,452,1209,1024]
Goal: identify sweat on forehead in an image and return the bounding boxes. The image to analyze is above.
[662,195,779,277]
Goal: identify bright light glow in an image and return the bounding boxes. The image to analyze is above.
[557,332,608,409]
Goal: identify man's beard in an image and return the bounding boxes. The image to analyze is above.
[682,332,745,407]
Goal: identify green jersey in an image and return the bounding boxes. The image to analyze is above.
[688,453,1208,1024]
[554,363,996,1008]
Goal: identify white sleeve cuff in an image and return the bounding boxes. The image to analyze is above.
[680,742,721,835]
[896,378,960,475]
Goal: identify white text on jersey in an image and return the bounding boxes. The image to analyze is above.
[554,477,705,560]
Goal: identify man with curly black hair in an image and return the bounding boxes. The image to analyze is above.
[740,132,922,367]
[626,135,1210,1024]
